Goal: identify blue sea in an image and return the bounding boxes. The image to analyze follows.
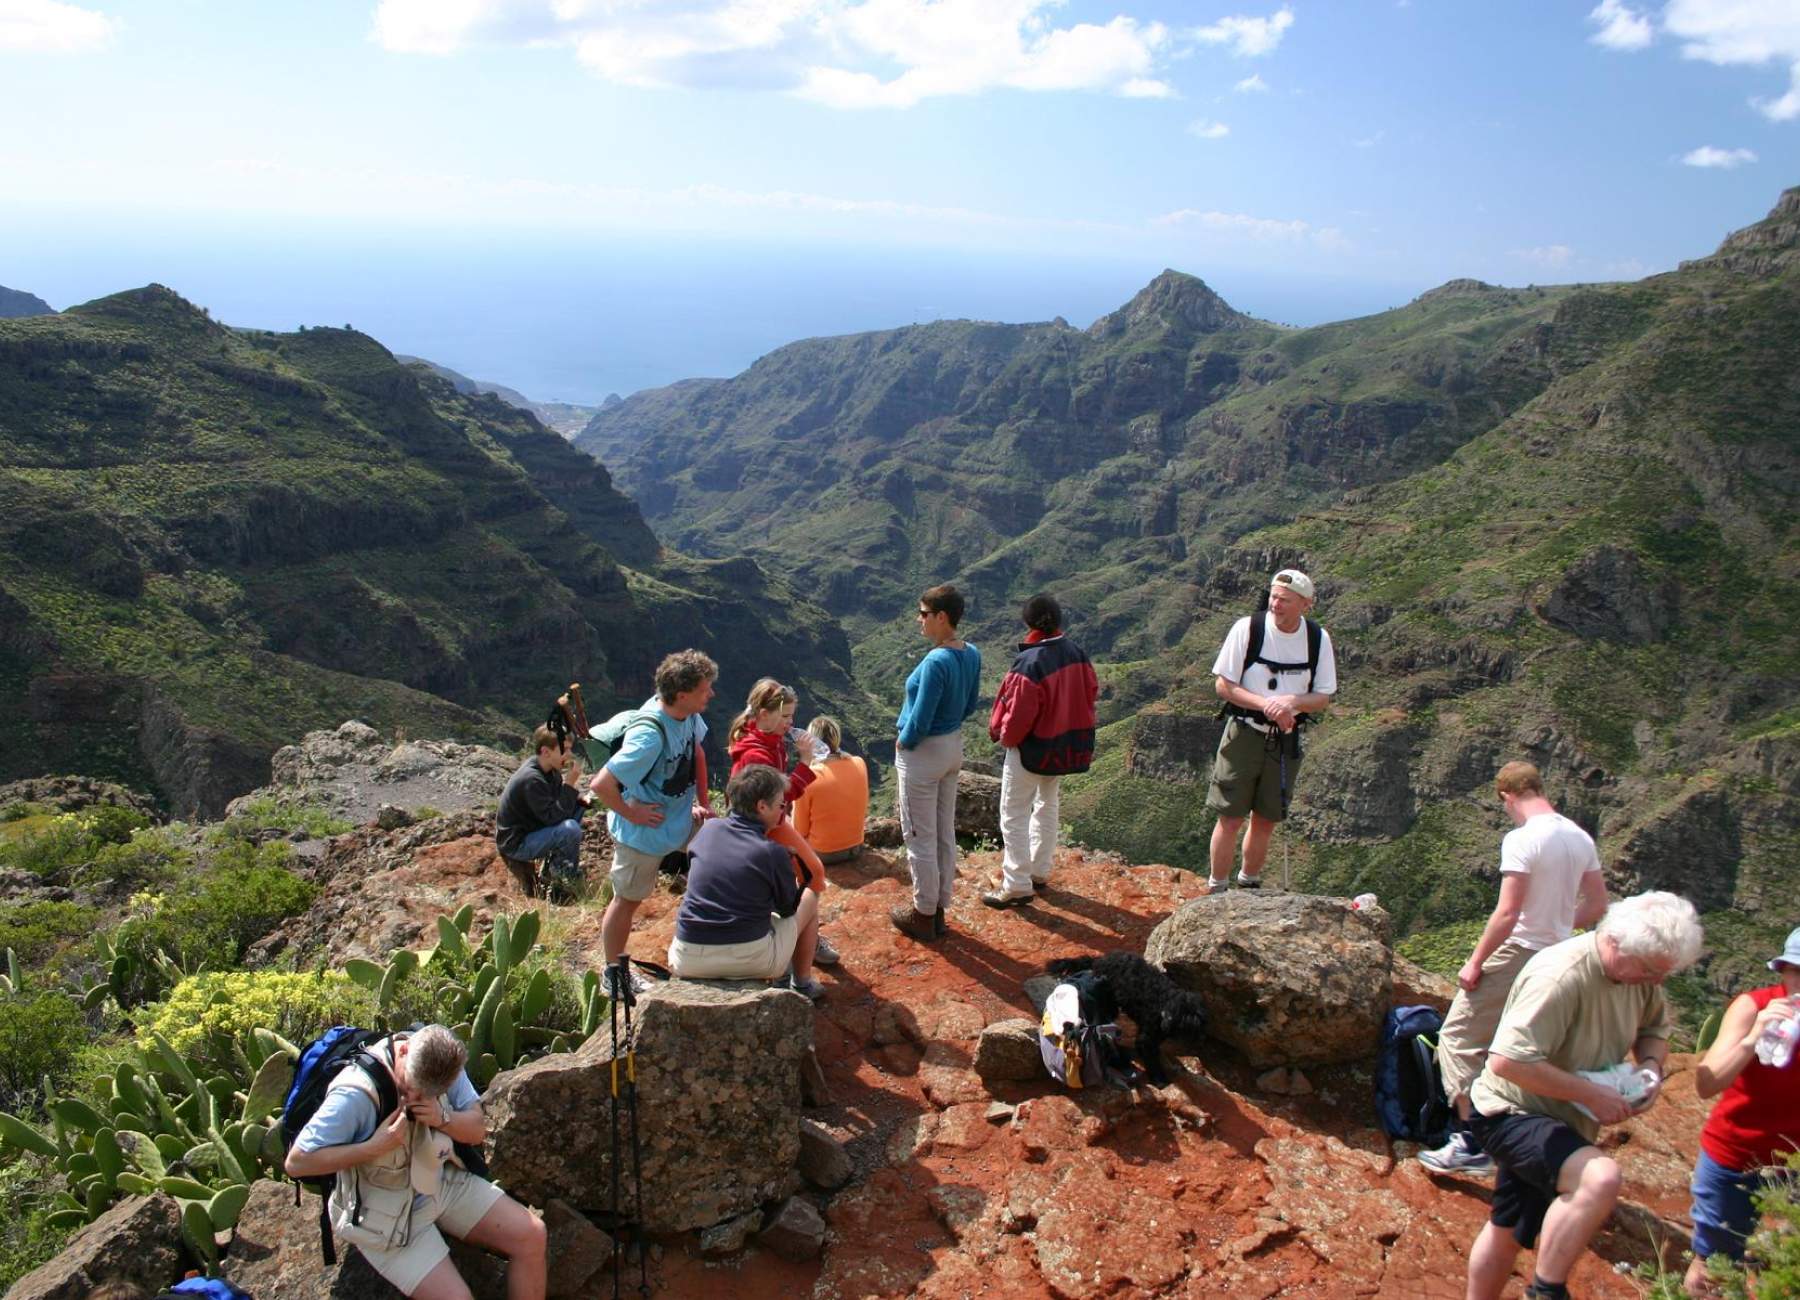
[12,217,1421,406]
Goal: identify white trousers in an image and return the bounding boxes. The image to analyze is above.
[999,747,1061,896]
[896,731,963,914]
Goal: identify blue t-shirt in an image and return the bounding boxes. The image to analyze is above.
[896,644,982,749]
[604,697,708,857]
[292,1064,480,1153]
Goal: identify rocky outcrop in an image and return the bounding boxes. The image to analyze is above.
[484,978,812,1234]
[1145,892,1393,1067]
[1538,545,1675,645]
[973,1018,1045,1085]
[5,1194,185,1300]
[223,1179,506,1300]
[236,720,518,826]
[0,775,159,818]
[1287,722,1418,842]
[1606,780,1740,912]
[1125,707,1224,783]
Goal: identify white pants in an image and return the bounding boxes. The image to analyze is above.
[896,731,963,915]
[999,748,1060,896]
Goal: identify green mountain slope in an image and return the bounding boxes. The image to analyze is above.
[0,287,873,815]
[0,285,55,319]
[582,190,1800,1000]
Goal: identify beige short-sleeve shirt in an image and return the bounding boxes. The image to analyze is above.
[1469,933,1672,1142]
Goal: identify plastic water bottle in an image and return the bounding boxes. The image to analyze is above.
[1351,893,1379,911]
[1755,1004,1799,1069]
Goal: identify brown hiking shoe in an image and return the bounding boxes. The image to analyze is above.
[889,904,937,942]
[502,855,539,898]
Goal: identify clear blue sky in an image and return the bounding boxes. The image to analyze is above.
[5,1,1796,401]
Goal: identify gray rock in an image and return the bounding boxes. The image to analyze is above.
[756,1196,827,1262]
[485,978,812,1233]
[5,1194,184,1300]
[797,1118,853,1190]
[223,1179,506,1300]
[1145,892,1392,1068]
[974,1018,1046,1085]
[374,803,413,830]
[1023,975,1059,1014]
[1607,782,1740,912]
[1124,707,1226,784]
[544,1199,611,1298]
[1287,722,1418,843]
[698,1210,761,1257]
[1539,544,1675,645]
[235,722,517,826]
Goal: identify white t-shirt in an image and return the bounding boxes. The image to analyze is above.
[1211,613,1338,730]
[1502,812,1602,950]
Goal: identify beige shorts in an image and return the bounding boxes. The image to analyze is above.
[354,1165,506,1295]
[609,817,698,902]
[667,913,799,981]
[1437,939,1538,1103]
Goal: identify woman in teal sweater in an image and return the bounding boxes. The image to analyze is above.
[891,583,982,941]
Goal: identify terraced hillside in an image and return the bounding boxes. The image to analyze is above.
[583,190,1800,1003]
[0,287,874,815]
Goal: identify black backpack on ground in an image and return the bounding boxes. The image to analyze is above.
[1375,1005,1452,1145]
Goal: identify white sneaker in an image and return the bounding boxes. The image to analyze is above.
[1418,1131,1494,1176]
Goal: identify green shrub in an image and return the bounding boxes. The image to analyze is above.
[0,801,54,824]
[0,1158,72,1295]
[111,841,317,975]
[0,808,152,876]
[81,824,193,891]
[0,901,100,969]
[1396,920,1488,978]
[140,970,374,1064]
[0,991,87,1114]
[209,797,352,844]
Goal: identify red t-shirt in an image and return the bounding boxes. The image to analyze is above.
[1701,984,1800,1171]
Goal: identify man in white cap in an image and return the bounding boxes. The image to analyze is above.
[1204,568,1336,893]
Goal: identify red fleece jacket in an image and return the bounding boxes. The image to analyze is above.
[728,724,817,806]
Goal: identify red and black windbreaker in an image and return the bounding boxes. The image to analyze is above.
[988,633,1099,775]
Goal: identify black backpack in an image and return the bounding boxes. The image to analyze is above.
[1375,1005,1452,1144]
[1222,609,1323,723]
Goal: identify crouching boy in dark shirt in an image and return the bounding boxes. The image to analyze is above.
[667,764,824,1001]
[495,724,589,900]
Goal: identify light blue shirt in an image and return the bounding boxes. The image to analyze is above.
[293,1068,479,1153]
[604,696,707,857]
[895,644,982,750]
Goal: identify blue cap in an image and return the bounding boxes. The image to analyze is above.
[1770,926,1800,972]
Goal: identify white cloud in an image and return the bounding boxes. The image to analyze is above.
[1587,0,1652,51]
[1153,206,1347,251]
[1681,144,1757,167]
[0,0,115,52]
[371,0,1175,108]
[1233,72,1268,92]
[1187,118,1229,139]
[1354,129,1384,148]
[1662,0,1800,121]
[1190,6,1293,57]
[1512,244,1574,269]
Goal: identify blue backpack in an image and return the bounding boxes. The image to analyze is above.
[1375,1005,1451,1144]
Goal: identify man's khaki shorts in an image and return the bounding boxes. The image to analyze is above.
[1205,718,1302,822]
[667,912,800,981]
[356,1165,506,1295]
[609,816,700,902]
[1436,939,1538,1102]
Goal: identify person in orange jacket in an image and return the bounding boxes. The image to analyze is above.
[793,715,869,864]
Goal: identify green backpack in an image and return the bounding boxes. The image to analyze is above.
[583,708,695,796]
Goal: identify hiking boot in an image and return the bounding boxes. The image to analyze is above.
[981,887,1034,909]
[812,934,840,966]
[602,963,654,1004]
[934,907,948,938]
[889,905,937,942]
[1418,1131,1495,1177]
[1235,873,1263,890]
[502,856,539,898]
[788,974,827,1002]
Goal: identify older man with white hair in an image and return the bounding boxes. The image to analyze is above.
[1462,891,1704,1300]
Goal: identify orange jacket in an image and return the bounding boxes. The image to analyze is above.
[792,754,869,855]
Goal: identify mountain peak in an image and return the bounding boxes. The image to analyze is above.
[1413,278,1499,304]
[1087,269,1247,340]
[1680,186,1800,277]
[67,283,222,332]
[0,285,55,319]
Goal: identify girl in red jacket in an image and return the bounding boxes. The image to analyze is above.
[728,678,837,964]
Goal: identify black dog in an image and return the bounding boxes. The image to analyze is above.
[1046,953,1209,1085]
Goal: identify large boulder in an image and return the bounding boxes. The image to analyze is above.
[222,1179,506,1300]
[484,978,813,1233]
[6,1195,185,1300]
[1144,893,1392,1067]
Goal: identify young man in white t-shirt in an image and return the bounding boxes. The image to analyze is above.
[1419,761,1610,1176]
[1204,569,1337,892]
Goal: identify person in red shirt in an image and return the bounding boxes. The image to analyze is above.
[1684,925,1800,1295]
[727,678,835,965]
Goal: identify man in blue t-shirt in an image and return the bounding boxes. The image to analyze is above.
[590,649,717,998]
[285,1025,545,1297]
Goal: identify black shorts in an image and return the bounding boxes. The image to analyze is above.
[1468,1111,1594,1249]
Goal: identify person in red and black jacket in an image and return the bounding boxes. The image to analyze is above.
[981,593,1098,908]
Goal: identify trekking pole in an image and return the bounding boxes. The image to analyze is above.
[1278,730,1292,892]
[620,956,651,1299]
[609,958,624,1300]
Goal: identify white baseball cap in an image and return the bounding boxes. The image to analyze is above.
[1271,569,1315,601]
